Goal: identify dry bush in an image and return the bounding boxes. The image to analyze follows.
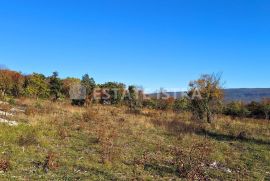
[33,152,59,173]
[99,127,119,164]
[133,141,213,180]
[0,158,10,172]
[58,127,69,140]
[25,106,38,116]
[25,101,56,116]
[151,119,204,135]
[91,118,120,164]
[171,141,213,180]
[43,152,59,172]
[0,103,12,114]
[17,131,38,146]
[82,109,98,122]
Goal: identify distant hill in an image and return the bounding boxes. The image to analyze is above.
[223,88,270,102]
[149,88,270,103]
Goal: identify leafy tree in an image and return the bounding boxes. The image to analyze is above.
[99,82,125,104]
[0,69,24,98]
[127,86,143,113]
[0,69,14,97]
[11,71,25,97]
[61,77,81,98]
[188,74,224,123]
[49,72,62,101]
[24,73,50,98]
[81,74,96,96]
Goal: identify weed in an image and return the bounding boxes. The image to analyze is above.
[0,158,10,172]
[17,131,38,146]
[33,152,59,173]
[82,109,98,122]
[171,141,213,180]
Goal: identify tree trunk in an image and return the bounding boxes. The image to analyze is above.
[207,111,213,123]
[205,103,213,123]
[265,112,269,120]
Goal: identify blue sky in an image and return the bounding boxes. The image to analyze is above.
[0,0,269,91]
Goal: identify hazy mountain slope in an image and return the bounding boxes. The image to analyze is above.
[149,88,270,102]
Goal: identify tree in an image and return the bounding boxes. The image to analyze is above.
[61,77,81,98]
[49,72,62,101]
[99,82,125,105]
[261,98,270,120]
[0,69,24,98]
[81,74,95,96]
[24,73,50,98]
[127,86,143,113]
[81,74,96,106]
[188,74,224,123]
[10,71,25,97]
[0,69,14,98]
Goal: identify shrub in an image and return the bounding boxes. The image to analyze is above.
[82,109,98,122]
[142,99,157,109]
[8,97,16,105]
[43,152,59,172]
[25,106,37,116]
[172,142,213,179]
[58,127,69,140]
[224,101,250,118]
[17,131,38,147]
[0,158,10,172]
[188,74,223,123]
[173,98,189,113]
[32,152,59,173]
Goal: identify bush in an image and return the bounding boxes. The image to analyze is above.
[246,101,264,118]
[17,131,38,147]
[173,98,189,112]
[82,109,98,122]
[7,97,16,105]
[0,158,10,172]
[142,99,157,109]
[224,101,250,118]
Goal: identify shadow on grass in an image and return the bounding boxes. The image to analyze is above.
[90,167,118,180]
[144,163,176,177]
[150,119,270,146]
[200,131,270,146]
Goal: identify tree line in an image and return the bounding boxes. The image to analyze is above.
[1,69,269,121]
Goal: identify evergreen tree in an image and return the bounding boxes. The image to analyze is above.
[81,74,96,96]
[49,72,62,101]
[128,86,143,113]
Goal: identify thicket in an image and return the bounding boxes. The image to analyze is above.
[1,68,269,120]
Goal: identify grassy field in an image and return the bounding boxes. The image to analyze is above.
[0,99,269,180]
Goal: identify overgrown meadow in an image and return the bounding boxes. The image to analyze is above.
[0,98,269,180]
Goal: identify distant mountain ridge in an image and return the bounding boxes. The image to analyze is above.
[149,88,270,103]
[223,88,270,102]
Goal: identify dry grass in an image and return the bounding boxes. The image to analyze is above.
[0,98,269,180]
